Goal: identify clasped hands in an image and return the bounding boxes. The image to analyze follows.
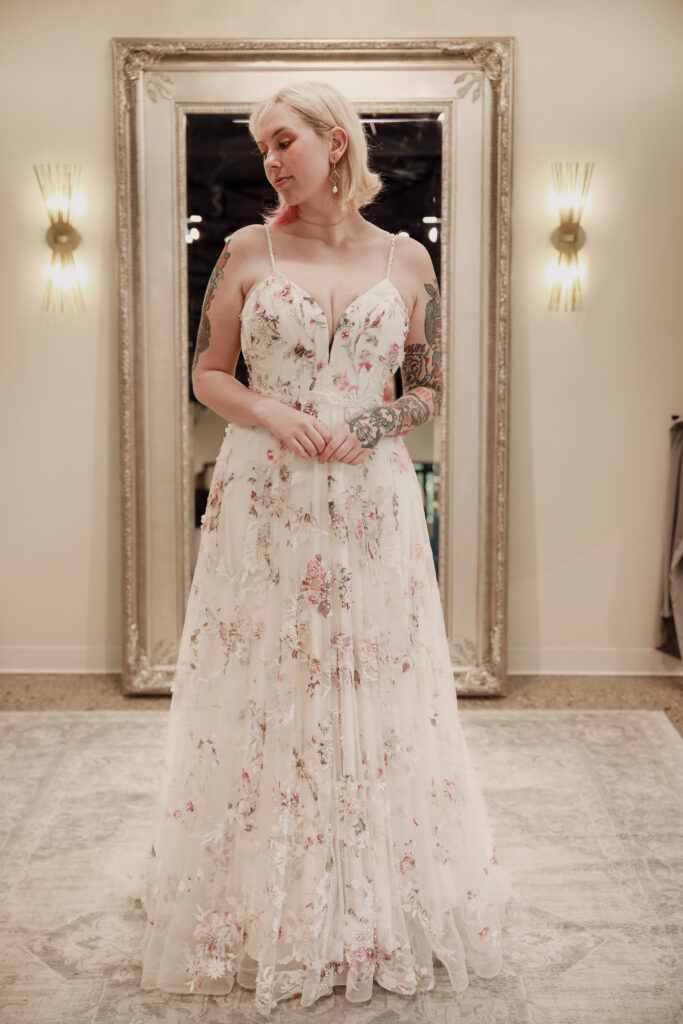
[262,398,373,467]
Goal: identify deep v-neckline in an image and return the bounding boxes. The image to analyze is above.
[270,269,404,355]
[256,225,408,362]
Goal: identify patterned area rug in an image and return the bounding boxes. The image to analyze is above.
[0,709,681,1024]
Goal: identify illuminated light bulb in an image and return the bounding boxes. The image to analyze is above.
[48,263,77,289]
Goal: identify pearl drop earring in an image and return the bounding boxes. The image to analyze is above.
[330,163,340,194]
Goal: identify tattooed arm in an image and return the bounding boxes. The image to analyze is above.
[191,226,274,426]
[191,243,231,375]
[191,225,280,426]
[191,224,333,458]
[346,240,443,449]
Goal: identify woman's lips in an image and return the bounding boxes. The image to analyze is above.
[274,176,291,187]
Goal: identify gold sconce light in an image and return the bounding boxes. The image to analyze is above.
[33,163,85,312]
[548,161,594,312]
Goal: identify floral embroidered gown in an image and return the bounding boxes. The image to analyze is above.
[139,223,511,1016]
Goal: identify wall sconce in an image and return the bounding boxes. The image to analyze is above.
[33,163,85,312]
[548,161,594,312]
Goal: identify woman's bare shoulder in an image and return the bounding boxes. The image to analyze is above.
[221,223,269,296]
[225,222,267,255]
[393,234,438,314]
[394,233,435,275]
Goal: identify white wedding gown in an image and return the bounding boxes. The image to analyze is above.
[139,223,511,1017]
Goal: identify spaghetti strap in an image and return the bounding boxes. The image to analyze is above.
[264,223,276,272]
[386,233,397,280]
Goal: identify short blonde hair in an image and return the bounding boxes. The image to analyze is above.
[248,79,384,223]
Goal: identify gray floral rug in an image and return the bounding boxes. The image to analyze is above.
[0,709,681,1023]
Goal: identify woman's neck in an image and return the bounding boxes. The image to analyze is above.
[289,206,365,244]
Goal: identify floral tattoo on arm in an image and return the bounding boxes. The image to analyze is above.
[347,277,443,448]
[191,242,232,374]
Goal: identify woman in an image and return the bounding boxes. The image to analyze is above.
[139,79,511,1017]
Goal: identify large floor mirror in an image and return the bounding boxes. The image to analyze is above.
[113,38,514,696]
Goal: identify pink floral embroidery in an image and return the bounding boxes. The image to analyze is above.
[301,553,332,617]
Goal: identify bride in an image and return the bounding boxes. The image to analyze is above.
[139,78,510,1018]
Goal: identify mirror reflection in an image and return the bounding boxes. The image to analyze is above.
[187,111,443,579]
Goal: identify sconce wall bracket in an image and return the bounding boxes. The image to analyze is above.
[550,223,586,255]
[46,220,81,254]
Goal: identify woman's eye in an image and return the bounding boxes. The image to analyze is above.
[259,141,291,159]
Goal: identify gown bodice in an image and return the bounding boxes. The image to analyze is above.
[239,223,411,417]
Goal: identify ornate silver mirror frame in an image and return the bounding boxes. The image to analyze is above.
[113,37,514,696]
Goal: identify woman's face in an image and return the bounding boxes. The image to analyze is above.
[254,102,345,205]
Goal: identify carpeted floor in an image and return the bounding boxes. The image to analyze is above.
[1,672,682,736]
[0,708,681,1023]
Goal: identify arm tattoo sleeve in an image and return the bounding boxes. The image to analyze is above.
[191,241,232,374]
[347,277,443,449]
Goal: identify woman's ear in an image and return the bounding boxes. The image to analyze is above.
[329,126,348,161]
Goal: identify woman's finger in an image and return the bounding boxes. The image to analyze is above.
[313,419,333,444]
[336,438,356,460]
[291,438,309,458]
[341,444,363,463]
[296,432,318,457]
[307,424,331,453]
[328,439,358,464]
[318,430,346,462]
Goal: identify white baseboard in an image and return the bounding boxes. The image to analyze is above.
[0,646,123,673]
[507,647,683,675]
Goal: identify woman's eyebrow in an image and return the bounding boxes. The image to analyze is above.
[255,127,290,147]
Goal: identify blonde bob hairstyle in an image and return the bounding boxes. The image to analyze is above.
[248,80,384,225]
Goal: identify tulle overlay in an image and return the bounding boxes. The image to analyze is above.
[139,228,511,1016]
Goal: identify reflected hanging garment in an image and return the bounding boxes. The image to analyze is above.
[656,420,683,659]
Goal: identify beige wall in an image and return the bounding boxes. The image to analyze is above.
[1,0,681,675]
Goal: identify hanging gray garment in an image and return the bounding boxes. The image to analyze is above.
[656,421,683,659]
